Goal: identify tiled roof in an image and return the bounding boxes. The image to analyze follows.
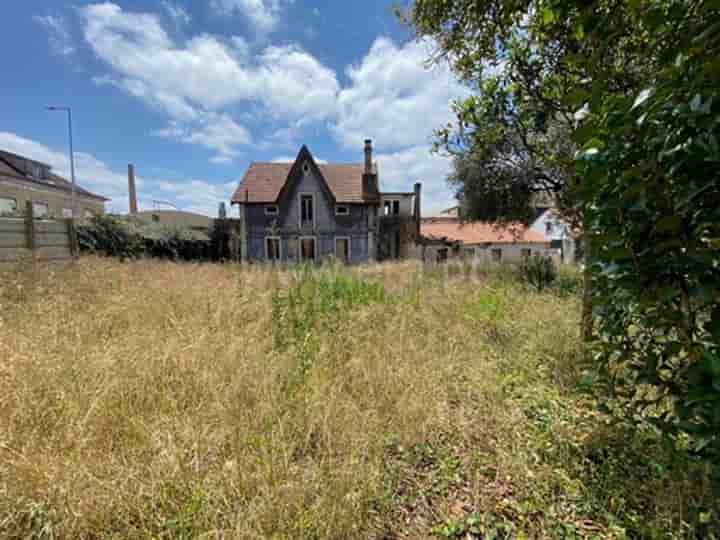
[231,162,373,204]
[0,152,108,201]
[421,219,549,244]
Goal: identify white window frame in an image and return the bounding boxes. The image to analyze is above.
[335,205,350,216]
[335,236,351,263]
[0,197,17,216]
[62,208,73,218]
[265,236,282,262]
[299,235,317,262]
[265,205,279,216]
[32,201,49,219]
[298,192,316,229]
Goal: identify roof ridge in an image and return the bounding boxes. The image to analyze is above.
[250,161,363,166]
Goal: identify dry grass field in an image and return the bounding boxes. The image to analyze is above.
[0,258,716,539]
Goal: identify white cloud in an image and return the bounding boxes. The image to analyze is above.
[161,1,191,26]
[210,0,283,32]
[0,132,231,216]
[376,145,455,215]
[76,4,465,211]
[80,2,338,162]
[82,3,338,117]
[33,14,76,57]
[332,37,468,151]
[153,113,252,163]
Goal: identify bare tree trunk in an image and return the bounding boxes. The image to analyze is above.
[581,233,593,345]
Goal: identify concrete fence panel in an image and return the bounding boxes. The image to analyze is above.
[0,202,77,264]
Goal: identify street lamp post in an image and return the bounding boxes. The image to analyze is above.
[47,106,77,218]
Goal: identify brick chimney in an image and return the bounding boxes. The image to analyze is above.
[128,164,138,215]
[364,139,373,174]
[362,139,379,201]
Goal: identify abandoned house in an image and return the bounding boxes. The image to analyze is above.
[230,141,421,263]
[0,149,107,219]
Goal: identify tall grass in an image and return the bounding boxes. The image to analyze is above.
[0,258,716,539]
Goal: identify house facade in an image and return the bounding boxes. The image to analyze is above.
[0,150,107,219]
[420,218,552,263]
[528,207,580,264]
[231,141,419,264]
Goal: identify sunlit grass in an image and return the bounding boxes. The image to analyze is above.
[0,258,715,538]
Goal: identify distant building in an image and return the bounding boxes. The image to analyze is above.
[528,207,581,264]
[131,210,213,241]
[0,150,107,219]
[421,218,552,263]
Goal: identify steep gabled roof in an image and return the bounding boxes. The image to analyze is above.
[421,220,549,245]
[231,145,375,204]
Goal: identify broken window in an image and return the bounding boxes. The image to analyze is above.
[266,237,281,262]
[335,237,350,263]
[0,197,17,217]
[32,202,48,218]
[300,237,316,262]
[383,199,400,216]
[300,194,314,227]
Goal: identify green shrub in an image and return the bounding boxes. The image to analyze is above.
[519,254,557,292]
[76,215,143,259]
[77,216,211,261]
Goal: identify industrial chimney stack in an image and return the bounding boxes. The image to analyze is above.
[128,164,138,215]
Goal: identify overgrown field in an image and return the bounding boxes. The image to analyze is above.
[0,259,716,539]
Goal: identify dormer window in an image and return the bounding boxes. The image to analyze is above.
[335,205,349,216]
[265,205,279,216]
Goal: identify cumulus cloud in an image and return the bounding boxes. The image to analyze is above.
[161,0,191,26]
[153,113,252,164]
[33,14,76,57]
[332,37,468,151]
[376,145,456,215]
[80,2,338,162]
[210,0,284,33]
[76,3,465,208]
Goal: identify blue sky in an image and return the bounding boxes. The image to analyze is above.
[0,1,465,215]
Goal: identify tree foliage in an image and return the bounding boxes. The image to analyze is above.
[575,0,720,468]
[404,0,720,472]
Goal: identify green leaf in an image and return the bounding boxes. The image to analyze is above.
[541,7,556,24]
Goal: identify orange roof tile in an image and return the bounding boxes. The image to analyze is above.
[421,220,549,244]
